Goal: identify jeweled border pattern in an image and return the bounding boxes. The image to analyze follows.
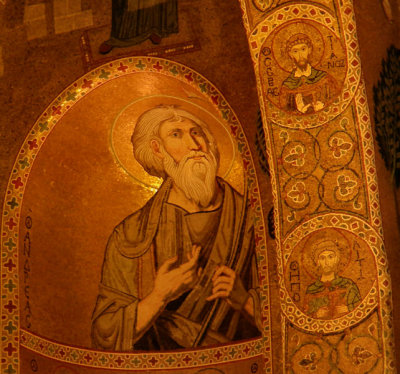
[20,330,264,370]
[238,0,395,371]
[1,57,272,373]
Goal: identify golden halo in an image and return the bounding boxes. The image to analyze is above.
[110,95,237,189]
[271,20,325,73]
[300,228,352,279]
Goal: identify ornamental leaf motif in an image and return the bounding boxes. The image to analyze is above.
[252,0,274,12]
[299,352,317,371]
[287,182,307,203]
[352,346,373,365]
[337,175,357,196]
[284,145,305,167]
[329,137,352,158]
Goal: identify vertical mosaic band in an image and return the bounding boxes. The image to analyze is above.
[238,0,396,372]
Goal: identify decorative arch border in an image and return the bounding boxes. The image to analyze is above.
[0,57,272,373]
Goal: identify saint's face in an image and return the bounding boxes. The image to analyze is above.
[289,43,311,68]
[317,249,339,276]
[158,118,208,163]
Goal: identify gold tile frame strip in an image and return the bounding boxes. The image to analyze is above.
[238,0,396,372]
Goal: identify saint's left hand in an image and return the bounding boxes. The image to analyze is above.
[206,266,249,311]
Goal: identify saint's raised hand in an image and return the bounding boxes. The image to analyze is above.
[152,245,202,304]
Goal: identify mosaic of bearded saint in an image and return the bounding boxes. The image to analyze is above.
[280,33,339,114]
[304,240,361,320]
[91,105,261,351]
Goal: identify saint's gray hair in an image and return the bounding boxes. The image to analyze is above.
[131,105,220,178]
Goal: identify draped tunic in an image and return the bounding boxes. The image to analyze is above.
[279,67,339,114]
[91,178,261,351]
[108,0,179,47]
[305,275,361,319]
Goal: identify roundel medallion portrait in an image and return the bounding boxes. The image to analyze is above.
[282,217,380,334]
[258,17,352,128]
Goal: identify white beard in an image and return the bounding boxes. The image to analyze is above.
[162,149,218,208]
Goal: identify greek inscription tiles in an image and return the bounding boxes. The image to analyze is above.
[271,105,368,236]
[22,216,33,329]
[276,213,390,334]
[247,1,362,129]
[285,311,385,373]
